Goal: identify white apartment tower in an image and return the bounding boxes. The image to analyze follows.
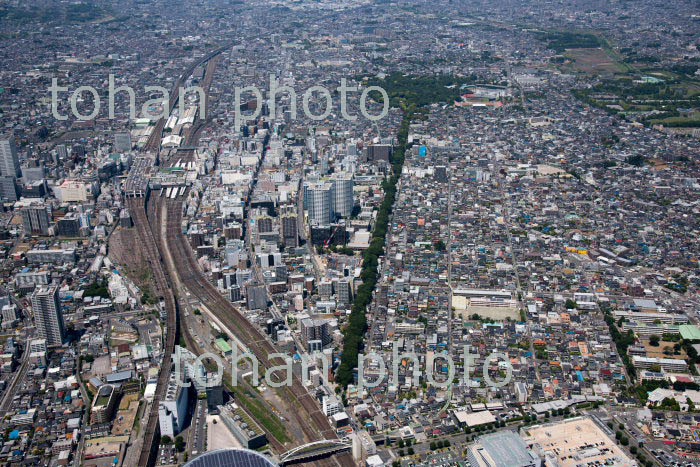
[31,285,65,347]
[331,174,354,218]
[307,182,333,225]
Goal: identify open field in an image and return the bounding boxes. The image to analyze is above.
[563,48,625,75]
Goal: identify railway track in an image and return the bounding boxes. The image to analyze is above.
[128,197,179,467]
[150,152,294,455]
[160,198,353,465]
[151,148,348,463]
[131,44,353,466]
[144,46,228,153]
[131,49,224,463]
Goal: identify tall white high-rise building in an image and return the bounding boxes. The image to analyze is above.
[331,174,354,218]
[158,372,189,437]
[31,285,65,348]
[0,136,20,178]
[307,181,332,225]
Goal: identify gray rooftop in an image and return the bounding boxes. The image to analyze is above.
[476,431,538,467]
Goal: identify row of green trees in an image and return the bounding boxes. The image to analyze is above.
[603,310,636,378]
[336,73,472,387]
[336,115,410,387]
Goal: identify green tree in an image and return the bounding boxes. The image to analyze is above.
[160,435,172,445]
[649,335,660,346]
[175,436,185,452]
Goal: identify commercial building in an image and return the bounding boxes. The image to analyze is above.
[523,417,635,467]
[56,214,81,237]
[54,179,96,203]
[0,135,19,200]
[467,431,540,467]
[31,285,65,347]
[0,175,18,201]
[29,339,47,354]
[113,132,132,152]
[174,345,208,394]
[453,410,497,428]
[219,405,267,449]
[363,144,391,163]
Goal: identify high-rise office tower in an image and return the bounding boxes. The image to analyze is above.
[246,284,267,310]
[55,144,68,161]
[281,213,298,248]
[307,182,332,225]
[337,278,353,305]
[21,203,51,236]
[256,215,273,234]
[0,136,20,201]
[319,155,328,175]
[31,285,65,347]
[331,174,354,218]
[0,176,18,201]
[0,136,20,178]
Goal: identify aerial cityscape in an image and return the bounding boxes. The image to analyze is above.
[0,0,699,466]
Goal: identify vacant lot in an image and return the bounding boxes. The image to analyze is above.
[112,396,140,435]
[642,339,686,360]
